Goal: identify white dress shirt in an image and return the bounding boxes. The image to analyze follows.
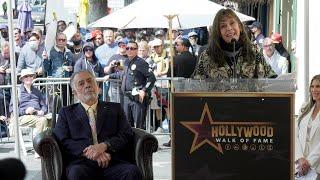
[263,50,288,75]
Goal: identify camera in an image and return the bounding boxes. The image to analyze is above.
[114,61,120,67]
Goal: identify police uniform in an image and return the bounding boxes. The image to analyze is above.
[122,56,156,129]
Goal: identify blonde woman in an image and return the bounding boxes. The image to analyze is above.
[296,74,320,179]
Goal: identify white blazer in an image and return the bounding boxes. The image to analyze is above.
[295,105,320,173]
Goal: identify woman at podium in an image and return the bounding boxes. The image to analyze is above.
[295,74,320,178]
[193,9,276,80]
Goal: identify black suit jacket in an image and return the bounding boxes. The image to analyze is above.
[168,51,197,78]
[53,101,133,164]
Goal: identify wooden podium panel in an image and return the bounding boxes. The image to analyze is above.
[172,92,294,180]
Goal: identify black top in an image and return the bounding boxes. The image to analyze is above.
[275,43,291,72]
[121,56,156,93]
[168,51,197,78]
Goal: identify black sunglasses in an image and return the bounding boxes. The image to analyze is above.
[84,48,94,52]
[57,38,66,42]
[126,47,138,51]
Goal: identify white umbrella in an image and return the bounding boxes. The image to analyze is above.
[88,0,255,29]
[89,0,255,87]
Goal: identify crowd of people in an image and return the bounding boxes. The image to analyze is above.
[0,7,310,180]
[0,7,296,155]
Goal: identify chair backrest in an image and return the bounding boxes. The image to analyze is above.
[51,95,63,128]
[33,130,63,180]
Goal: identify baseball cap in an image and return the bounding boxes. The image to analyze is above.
[155,30,165,37]
[91,29,102,39]
[151,38,163,47]
[271,33,282,43]
[117,39,128,46]
[249,21,262,30]
[187,31,198,38]
[84,33,92,42]
[0,24,8,30]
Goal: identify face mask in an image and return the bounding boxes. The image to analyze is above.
[29,41,39,50]
[1,31,8,39]
[73,40,82,46]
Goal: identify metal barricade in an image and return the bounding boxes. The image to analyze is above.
[0,84,11,141]
[33,77,112,112]
[1,76,174,138]
[146,77,185,136]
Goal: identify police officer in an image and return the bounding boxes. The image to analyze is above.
[121,40,156,129]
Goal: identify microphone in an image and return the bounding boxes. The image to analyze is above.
[0,158,26,180]
[231,38,237,88]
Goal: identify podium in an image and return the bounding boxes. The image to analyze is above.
[171,78,296,180]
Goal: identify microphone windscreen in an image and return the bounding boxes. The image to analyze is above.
[0,158,26,180]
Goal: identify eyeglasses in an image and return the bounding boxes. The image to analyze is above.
[126,47,138,51]
[57,39,66,42]
[84,48,94,52]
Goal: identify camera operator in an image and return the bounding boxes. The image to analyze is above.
[104,39,128,105]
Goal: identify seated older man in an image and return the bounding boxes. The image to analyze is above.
[9,69,49,135]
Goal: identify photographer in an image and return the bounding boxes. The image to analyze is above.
[104,39,128,105]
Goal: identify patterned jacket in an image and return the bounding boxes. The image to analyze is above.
[193,45,276,80]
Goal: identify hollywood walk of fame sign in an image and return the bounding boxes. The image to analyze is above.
[172,92,294,180]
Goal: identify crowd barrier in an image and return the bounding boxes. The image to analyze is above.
[0,77,175,136]
[1,76,296,142]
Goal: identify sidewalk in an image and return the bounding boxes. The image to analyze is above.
[0,134,171,180]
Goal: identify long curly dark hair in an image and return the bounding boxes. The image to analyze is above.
[207,9,255,66]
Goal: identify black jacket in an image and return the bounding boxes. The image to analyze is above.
[168,51,197,78]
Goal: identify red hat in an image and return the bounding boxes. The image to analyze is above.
[271,33,282,43]
[91,29,102,39]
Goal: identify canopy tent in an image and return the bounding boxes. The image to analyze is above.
[88,0,255,29]
[89,0,255,88]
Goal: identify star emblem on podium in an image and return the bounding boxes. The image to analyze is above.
[180,103,223,154]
